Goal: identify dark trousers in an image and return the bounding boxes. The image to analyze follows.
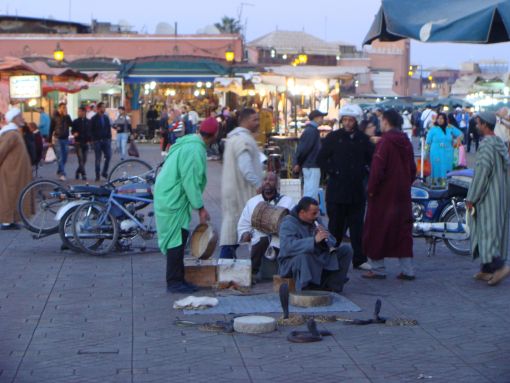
[94,139,111,178]
[251,237,270,275]
[220,245,239,259]
[327,201,366,267]
[319,247,352,293]
[75,143,88,177]
[481,257,505,273]
[467,129,480,152]
[166,229,189,285]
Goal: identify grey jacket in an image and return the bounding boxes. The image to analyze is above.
[278,208,339,290]
[294,122,321,168]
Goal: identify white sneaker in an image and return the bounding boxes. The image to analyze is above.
[59,175,66,181]
[161,151,167,157]
[356,262,372,271]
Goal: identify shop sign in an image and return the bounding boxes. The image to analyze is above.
[9,75,42,99]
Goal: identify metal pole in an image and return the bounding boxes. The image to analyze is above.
[420,136,425,179]
[294,93,298,136]
[121,78,125,108]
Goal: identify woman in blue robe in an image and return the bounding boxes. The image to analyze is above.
[426,112,463,186]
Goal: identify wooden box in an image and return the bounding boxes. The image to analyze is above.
[217,259,252,287]
[273,275,296,293]
[184,259,217,288]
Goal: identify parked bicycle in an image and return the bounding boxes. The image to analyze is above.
[71,177,156,256]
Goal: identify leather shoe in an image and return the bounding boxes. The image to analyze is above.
[167,282,199,294]
[0,223,21,230]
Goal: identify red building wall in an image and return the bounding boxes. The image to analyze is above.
[0,34,244,62]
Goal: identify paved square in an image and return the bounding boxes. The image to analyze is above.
[1,145,509,383]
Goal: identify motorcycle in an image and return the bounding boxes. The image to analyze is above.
[411,170,473,256]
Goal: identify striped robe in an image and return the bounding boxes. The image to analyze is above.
[467,135,510,264]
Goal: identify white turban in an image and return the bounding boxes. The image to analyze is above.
[5,108,21,123]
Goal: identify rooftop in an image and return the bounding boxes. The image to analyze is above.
[248,30,349,56]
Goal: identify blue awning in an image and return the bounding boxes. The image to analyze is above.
[123,75,218,84]
[364,0,510,45]
[119,58,229,84]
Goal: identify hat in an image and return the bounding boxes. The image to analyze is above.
[199,117,219,135]
[308,110,327,120]
[478,111,497,126]
[339,104,363,119]
[5,108,21,123]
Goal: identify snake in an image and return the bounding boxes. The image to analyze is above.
[287,319,333,343]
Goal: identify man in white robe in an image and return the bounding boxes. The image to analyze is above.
[238,173,295,278]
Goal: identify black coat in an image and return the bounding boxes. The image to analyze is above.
[317,129,374,205]
[90,113,112,141]
[49,113,72,140]
[71,117,91,144]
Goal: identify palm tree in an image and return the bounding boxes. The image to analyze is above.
[214,16,242,34]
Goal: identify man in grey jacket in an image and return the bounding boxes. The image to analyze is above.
[278,197,352,292]
[293,110,326,200]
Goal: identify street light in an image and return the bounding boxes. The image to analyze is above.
[298,49,308,65]
[270,47,277,59]
[53,43,64,63]
[225,48,235,63]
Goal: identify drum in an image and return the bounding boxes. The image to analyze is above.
[251,202,289,235]
[190,223,218,260]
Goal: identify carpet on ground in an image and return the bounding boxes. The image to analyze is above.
[182,293,361,315]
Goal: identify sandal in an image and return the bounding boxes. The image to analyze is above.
[397,273,416,281]
[362,271,386,279]
[473,272,493,281]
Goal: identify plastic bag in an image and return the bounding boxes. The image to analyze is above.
[128,140,139,157]
[45,146,57,163]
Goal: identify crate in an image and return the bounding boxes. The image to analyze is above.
[217,259,252,287]
[184,259,217,287]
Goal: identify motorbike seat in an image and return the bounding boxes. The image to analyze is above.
[426,188,450,200]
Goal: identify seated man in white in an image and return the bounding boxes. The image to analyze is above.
[238,172,295,279]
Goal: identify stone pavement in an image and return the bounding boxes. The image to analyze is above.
[1,144,509,383]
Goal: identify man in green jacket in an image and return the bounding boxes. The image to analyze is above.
[154,117,219,293]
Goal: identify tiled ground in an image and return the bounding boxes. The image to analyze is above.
[1,144,509,383]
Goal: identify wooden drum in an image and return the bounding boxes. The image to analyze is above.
[251,202,289,235]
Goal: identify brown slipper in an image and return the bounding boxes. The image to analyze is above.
[473,272,493,281]
[362,271,386,280]
[488,265,510,286]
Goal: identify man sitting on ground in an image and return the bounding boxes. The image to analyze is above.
[238,172,295,280]
[278,197,352,293]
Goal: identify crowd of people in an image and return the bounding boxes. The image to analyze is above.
[1,98,509,288]
[152,102,510,294]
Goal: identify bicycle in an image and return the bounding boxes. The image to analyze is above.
[17,179,70,236]
[71,178,156,256]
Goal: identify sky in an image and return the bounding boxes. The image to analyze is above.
[1,0,509,69]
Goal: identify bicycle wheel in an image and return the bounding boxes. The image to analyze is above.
[17,179,69,235]
[443,205,471,256]
[72,201,119,256]
[58,205,84,253]
[108,159,153,186]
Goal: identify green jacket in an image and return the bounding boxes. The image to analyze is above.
[154,134,207,253]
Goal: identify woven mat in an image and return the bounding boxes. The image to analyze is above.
[182,293,361,315]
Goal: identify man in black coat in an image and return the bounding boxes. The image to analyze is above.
[90,102,112,181]
[71,106,91,180]
[317,104,374,270]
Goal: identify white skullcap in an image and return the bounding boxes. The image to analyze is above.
[5,108,21,123]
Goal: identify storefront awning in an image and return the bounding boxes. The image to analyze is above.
[120,58,229,84]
